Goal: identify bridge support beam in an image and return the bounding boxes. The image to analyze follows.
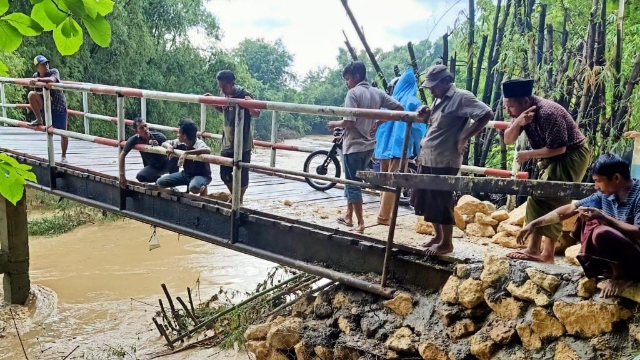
[0,192,30,304]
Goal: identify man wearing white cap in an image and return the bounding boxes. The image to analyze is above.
[412,65,494,255]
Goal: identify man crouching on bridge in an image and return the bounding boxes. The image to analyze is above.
[518,154,640,298]
[119,117,177,187]
[328,61,404,234]
[156,119,212,195]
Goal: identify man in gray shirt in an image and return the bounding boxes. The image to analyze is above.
[412,65,494,255]
[328,61,403,233]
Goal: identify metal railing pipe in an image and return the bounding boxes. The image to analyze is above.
[82,92,89,134]
[270,111,278,167]
[43,89,55,167]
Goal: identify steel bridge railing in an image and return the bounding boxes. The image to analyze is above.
[0,77,526,287]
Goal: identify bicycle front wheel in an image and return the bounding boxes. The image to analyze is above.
[303,150,341,191]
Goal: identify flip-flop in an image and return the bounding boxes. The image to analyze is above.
[506,251,543,262]
[337,217,353,227]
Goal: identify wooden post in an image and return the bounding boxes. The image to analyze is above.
[340,0,388,90]
[1,192,30,305]
[443,33,449,67]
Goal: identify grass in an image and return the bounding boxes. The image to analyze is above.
[26,190,123,237]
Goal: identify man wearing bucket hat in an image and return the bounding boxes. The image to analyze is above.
[411,64,494,256]
[502,79,590,263]
[28,55,69,163]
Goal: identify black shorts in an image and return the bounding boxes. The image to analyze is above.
[410,166,459,225]
[220,150,251,187]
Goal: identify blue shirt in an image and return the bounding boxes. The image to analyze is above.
[575,179,640,226]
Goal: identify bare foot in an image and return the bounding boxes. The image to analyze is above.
[424,242,453,256]
[377,218,391,226]
[507,249,554,264]
[600,279,633,299]
[354,223,365,234]
[421,235,442,248]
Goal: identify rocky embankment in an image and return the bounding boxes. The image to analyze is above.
[244,253,640,359]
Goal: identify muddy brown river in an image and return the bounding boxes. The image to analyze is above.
[1,138,333,359]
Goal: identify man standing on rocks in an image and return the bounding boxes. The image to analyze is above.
[503,79,590,263]
[412,65,494,255]
[328,61,403,234]
[518,154,640,298]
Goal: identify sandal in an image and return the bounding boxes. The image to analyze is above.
[336,217,353,227]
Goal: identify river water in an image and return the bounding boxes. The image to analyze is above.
[1,137,334,359]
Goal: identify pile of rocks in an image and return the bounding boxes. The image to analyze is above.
[415,195,578,252]
[245,253,640,359]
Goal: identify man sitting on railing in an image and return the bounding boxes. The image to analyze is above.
[207,70,260,203]
[157,119,212,196]
[119,117,177,187]
[518,154,640,298]
[328,61,404,234]
[27,55,69,163]
[503,79,590,263]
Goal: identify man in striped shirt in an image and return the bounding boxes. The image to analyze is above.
[517,154,640,298]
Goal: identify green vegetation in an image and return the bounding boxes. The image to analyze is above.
[26,190,122,236]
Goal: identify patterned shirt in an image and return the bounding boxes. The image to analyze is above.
[33,68,67,113]
[575,179,640,226]
[220,86,253,155]
[418,84,492,168]
[519,96,585,150]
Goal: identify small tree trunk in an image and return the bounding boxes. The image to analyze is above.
[612,0,626,123]
[467,0,476,93]
[484,0,512,106]
[536,4,547,68]
[473,35,487,96]
[545,24,554,93]
[342,30,359,61]
[443,33,449,67]
[613,54,640,139]
[482,0,502,104]
[407,42,428,104]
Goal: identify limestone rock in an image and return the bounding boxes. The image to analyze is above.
[332,292,351,308]
[441,276,461,304]
[554,341,580,360]
[553,301,632,337]
[456,195,491,216]
[491,210,510,222]
[268,350,289,360]
[480,252,509,287]
[266,317,302,350]
[283,199,293,206]
[455,263,483,280]
[314,346,334,360]
[564,244,581,266]
[458,278,485,309]
[492,231,525,249]
[630,324,640,342]
[334,346,359,360]
[470,333,496,360]
[246,341,269,360]
[384,292,413,317]
[208,191,231,202]
[497,222,522,236]
[462,214,475,224]
[507,280,551,306]
[386,327,417,353]
[476,212,498,226]
[483,201,497,212]
[576,278,597,298]
[448,319,478,339]
[453,227,465,238]
[484,291,526,319]
[416,218,435,235]
[530,307,565,340]
[245,323,271,341]
[386,350,400,359]
[292,295,314,317]
[466,223,496,238]
[337,316,352,334]
[516,324,542,350]
[294,342,311,360]
[454,209,466,230]
[418,343,449,360]
[526,268,560,293]
[506,203,527,226]
[488,321,516,345]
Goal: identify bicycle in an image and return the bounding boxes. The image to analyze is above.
[302,128,418,202]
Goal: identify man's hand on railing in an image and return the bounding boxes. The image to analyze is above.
[164,144,175,158]
[149,139,159,146]
[416,105,431,122]
[178,153,186,167]
[119,174,127,188]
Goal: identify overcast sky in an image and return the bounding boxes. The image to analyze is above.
[204,0,466,77]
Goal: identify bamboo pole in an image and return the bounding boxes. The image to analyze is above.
[545,24,554,93]
[472,35,487,96]
[466,0,476,92]
[612,0,625,121]
[443,33,449,67]
[536,4,547,67]
[482,0,502,104]
[343,30,359,61]
[613,54,640,138]
[340,0,388,90]
[407,42,428,104]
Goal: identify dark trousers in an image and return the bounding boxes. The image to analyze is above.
[136,158,178,183]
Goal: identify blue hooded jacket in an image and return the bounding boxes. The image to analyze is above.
[374,69,427,159]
